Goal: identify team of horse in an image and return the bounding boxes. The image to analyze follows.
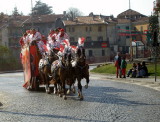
[38,40,90,100]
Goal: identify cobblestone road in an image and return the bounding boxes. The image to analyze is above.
[0,72,160,122]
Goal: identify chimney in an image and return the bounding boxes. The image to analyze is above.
[63,11,66,16]
[75,17,78,23]
[99,14,102,19]
[92,16,95,21]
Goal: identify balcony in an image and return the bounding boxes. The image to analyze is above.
[70,41,109,48]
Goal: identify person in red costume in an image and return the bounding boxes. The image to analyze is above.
[56,28,69,43]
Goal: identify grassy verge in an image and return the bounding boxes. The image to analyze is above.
[90,62,160,76]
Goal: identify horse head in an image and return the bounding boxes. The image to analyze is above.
[65,52,72,67]
[76,46,86,63]
[47,49,59,64]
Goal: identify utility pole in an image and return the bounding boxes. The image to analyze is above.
[129,0,133,61]
[31,0,34,28]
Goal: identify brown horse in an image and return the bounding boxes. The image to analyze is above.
[51,51,75,99]
[74,46,89,100]
[39,49,58,93]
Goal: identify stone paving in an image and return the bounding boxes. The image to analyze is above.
[1,72,160,122]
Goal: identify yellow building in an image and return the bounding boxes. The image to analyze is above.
[63,16,116,63]
[133,17,149,44]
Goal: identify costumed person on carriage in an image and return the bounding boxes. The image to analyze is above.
[56,28,69,43]
[29,28,48,56]
[28,28,44,89]
[46,29,60,54]
[29,28,42,44]
[41,35,47,45]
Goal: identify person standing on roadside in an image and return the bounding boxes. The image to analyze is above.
[114,52,122,78]
[121,56,127,78]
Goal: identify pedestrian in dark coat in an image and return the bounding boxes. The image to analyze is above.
[121,56,127,78]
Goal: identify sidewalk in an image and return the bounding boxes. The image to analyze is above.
[90,72,160,91]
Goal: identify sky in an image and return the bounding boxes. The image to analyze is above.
[0,0,154,17]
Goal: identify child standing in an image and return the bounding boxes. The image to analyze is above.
[121,56,127,78]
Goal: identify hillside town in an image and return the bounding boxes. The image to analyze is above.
[1,1,160,122]
[0,8,152,64]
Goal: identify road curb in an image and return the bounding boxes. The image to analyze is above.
[0,70,23,74]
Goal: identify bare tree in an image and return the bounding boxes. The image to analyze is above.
[66,7,83,20]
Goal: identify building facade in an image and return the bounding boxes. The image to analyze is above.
[0,9,150,63]
[62,15,114,63]
[116,9,149,58]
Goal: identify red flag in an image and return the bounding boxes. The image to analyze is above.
[78,37,85,45]
[101,43,107,48]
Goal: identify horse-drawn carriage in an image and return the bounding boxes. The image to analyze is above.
[21,38,89,100]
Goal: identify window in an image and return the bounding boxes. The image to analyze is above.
[141,26,143,32]
[126,26,129,30]
[48,24,52,28]
[86,36,92,41]
[98,26,102,32]
[111,47,114,51]
[98,36,103,41]
[134,27,137,31]
[89,50,93,56]
[70,37,75,41]
[107,37,109,42]
[69,28,71,32]
[118,37,121,41]
[147,25,149,30]
[102,50,105,56]
[72,27,75,32]
[89,27,92,31]
[86,27,88,32]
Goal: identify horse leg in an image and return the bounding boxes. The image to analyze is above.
[60,76,67,100]
[57,81,63,97]
[77,78,83,100]
[67,84,71,95]
[45,74,50,94]
[53,83,58,94]
[84,75,89,89]
[62,81,67,100]
[72,77,76,94]
[39,70,45,84]
[72,83,76,94]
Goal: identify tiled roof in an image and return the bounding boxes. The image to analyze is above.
[117,19,131,24]
[63,16,107,26]
[25,14,63,23]
[0,14,64,27]
[117,9,146,18]
[133,17,149,24]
